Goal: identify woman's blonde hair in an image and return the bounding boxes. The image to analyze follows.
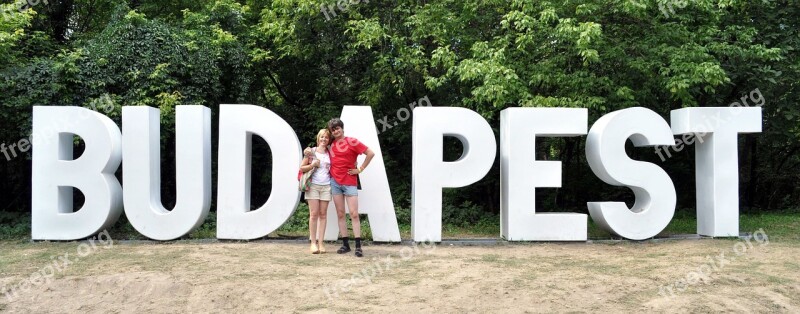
[315,128,332,146]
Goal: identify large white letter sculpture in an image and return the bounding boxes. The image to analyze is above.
[217,105,302,240]
[671,107,762,237]
[412,107,497,242]
[323,106,402,242]
[586,107,676,240]
[32,107,123,240]
[501,108,588,241]
[122,106,212,241]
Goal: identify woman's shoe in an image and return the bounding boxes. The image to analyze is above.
[310,242,320,254]
[318,241,326,254]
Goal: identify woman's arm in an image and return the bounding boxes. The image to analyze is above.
[299,157,317,173]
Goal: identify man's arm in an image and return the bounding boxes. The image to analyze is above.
[360,149,375,172]
[348,148,375,175]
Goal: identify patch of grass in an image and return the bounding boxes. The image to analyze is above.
[763,274,792,285]
[105,215,147,240]
[273,204,376,239]
[587,208,800,241]
[441,223,499,238]
[0,242,77,274]
[0,212,30,240]
[660,209,800,241]
[660,209,699,235]
[189,212,217,239]
[771,285,800,300]
[590,263,625,275]
[588,219,613,239]
[740,209,800,240]
[480,254,500,262]
[3,208,798,242]
[276,203,310,236]
[465,254,525,268]
[397,278,420,286]
[296,304,327,312]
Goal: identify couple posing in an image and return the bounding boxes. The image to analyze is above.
[299,118,375,257]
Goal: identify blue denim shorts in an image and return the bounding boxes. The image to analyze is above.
[331,178,358,196]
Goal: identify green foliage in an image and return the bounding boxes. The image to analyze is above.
[442,201,493,228]
[0,5,31,64]
[658,208,800,241]
[189,212,218,239]
[0,212,29,240]
[277,203,310,235]
[105,214,147,240]
[1,0,799,238]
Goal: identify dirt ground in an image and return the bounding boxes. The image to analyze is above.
[1,238,798,313]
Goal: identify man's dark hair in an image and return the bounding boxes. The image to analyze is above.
[328,118,344,131]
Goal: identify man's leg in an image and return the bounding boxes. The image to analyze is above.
[346,195,363,257]
[346,195,361,238]
[334,194,348,237]
[333,193,351,254]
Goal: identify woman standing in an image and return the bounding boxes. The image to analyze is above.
[299,129,333,254]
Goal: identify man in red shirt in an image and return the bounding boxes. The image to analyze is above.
[320,118,375,257]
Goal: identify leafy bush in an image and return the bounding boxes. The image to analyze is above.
[189,212,217,239]
[0,212,29,240]
[443,201,492,228]
[277,203,310,235]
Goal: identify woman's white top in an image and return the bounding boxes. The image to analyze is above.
[310,149,331,185]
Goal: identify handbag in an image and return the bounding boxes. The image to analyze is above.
[298,147,317,192]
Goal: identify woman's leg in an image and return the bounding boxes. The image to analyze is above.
[317,200,329,252]
[308,199,320,251]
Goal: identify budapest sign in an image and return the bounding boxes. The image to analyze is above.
[30,105,762,242]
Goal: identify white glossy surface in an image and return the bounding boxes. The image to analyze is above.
[501,108,588,241]
[31,107,123,240]
[671,107,762,237]
[411,107,497,242]
[122,106,212,241]
[216,105,302,240]
[322,106,402,242]
[586,107,676,240]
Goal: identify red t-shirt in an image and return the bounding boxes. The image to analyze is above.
[329,136,368,186]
